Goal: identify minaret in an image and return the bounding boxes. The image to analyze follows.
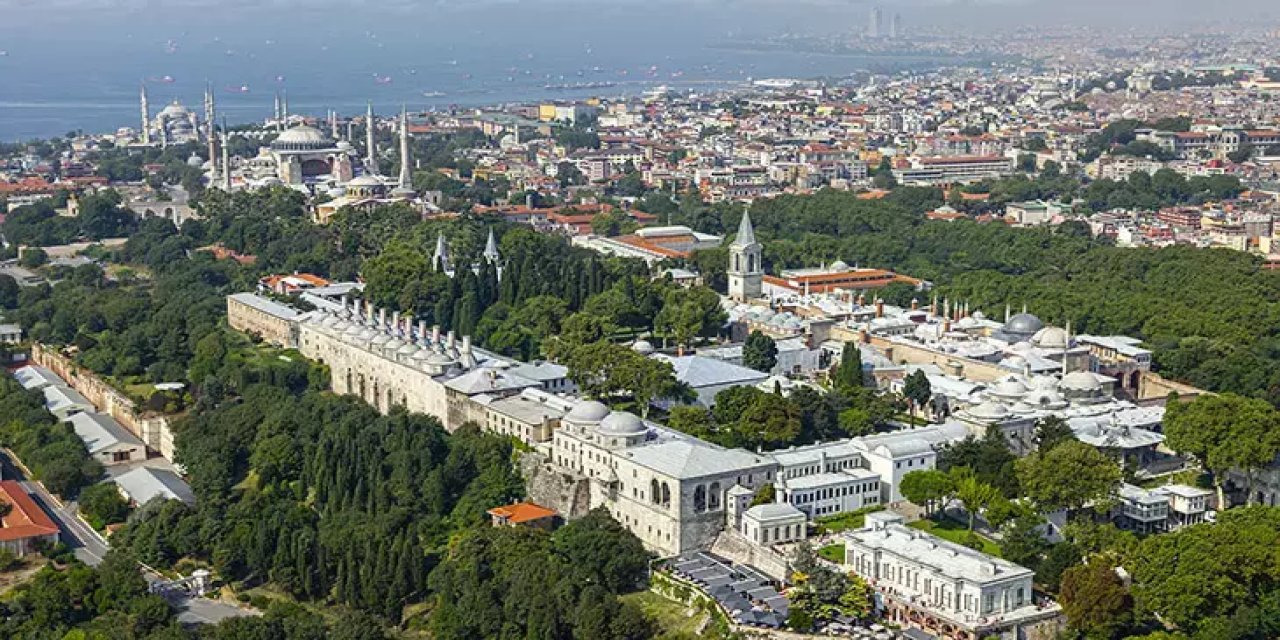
[365,102,377,174]
[140,84,151,144]
[273,93,282,131]
[330,110,339,139]
[205,83,217,180]
[396,106,412,191]
[727,209,763,301]
[281,90,289,125]
[221,118,231,191]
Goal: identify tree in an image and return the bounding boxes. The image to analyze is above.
[899,469,955,517]
[743,331,778,373]
[951,467,1001,531]
[939,425,1020,498]
[78,483,130,528]
[1129,506,1280,637]
[19,247,48,268]
[750,483,776,507]
[1033,416,1075,452]
[833,343,864,390]
[1016,440,1121,513]
[1060,560,1134,639]
[1164,394,1280,506]
[902,369,932,425]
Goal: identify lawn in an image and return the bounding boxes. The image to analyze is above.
[813,506,885,534]
[621,591,704,637]
[818,543,846,564]
[907,517,1003,557]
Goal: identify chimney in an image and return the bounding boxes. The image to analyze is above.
[446,331,457,351]
[432,325,441,344]
[857,293,866,307]
[859,328,870,344]
[364,300,374,322]
[378,307,387,328]
[391,311,400,332]
[875,298,884,318]
[417,320,427,342]
[462,335,472,352]
[911,298,919,311]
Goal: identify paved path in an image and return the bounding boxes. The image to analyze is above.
[3,451,254,624]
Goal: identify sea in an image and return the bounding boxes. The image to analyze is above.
[0,4,960,142]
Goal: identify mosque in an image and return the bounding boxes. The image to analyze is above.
[137,85,201,146]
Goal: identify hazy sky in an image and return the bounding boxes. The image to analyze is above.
[1,0,1276,30]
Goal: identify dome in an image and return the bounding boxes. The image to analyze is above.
[272,125,332,151]
[597,411,647,436]
[966,401,1010,421]
[972,310,987,321]
[186,153,204,167]
[1061,371,1103,392]
[1005,313,1045,335]
[829,260,850,271]
[159,101,190,118]
[370,333,392,347]
[1032,375,1059,390]
[990,378,1028,399]
[412,347,433,361]
[1031,326,1069,350]
[631,340,655,356]
[397,342,418,356]
[347,175,382,187]
[565,400,610,424]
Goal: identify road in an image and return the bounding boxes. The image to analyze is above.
[1,450,108,566]
[20,480,109,566]
[3,451,256,624]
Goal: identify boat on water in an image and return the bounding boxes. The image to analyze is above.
[422,91,447,98]
[544,81,617,91]
[374,74,393,85]
[225,85,250,94]
[148,75,175,84]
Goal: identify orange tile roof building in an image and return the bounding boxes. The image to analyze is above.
[0,480,60,557]
[487,502,558,530]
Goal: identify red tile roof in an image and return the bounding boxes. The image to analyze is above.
[487,502,557,524]
[0,480,59,542]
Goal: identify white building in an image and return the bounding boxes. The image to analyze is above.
[841,512,1057,639]
[113,466,196,506]
[65,412,146,466]
[1114,483,1214,533]
[549,401,779,557]
[739,503,808,546]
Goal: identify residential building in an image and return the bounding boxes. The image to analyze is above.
[0,480,59,557]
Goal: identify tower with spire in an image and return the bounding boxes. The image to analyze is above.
[728,209,763,301]
[204,83,217,181]
[365,102,377,175]
[392,106,415,197]
[139,84,151,145]
[433,232,453,276]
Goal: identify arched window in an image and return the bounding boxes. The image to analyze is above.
[661,482,671,508]
[693,485,707,513]
[650,479,660,504]
[708,482,722,510]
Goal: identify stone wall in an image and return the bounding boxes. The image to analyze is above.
[1137,371,1208,403]
[709,528,792,583]
[32,344,176,460]
[520,452,594,519]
